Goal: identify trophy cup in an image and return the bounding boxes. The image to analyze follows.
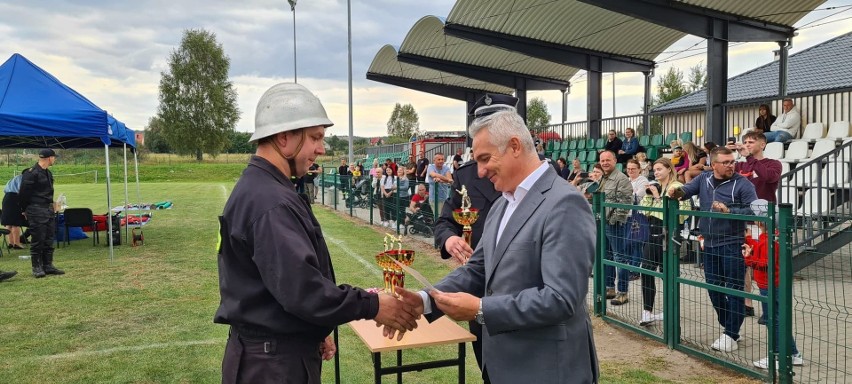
[375,234,415,294]
[452,185,479,246]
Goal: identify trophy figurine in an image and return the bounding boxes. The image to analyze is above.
[452,185,479,246]
[375,233,415,294]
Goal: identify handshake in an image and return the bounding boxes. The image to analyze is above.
[374,287,481,341]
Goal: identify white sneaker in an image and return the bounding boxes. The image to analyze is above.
[639,310,663,326]
[711,333,738,352]
[753,354,803,370]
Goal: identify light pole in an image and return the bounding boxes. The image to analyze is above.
[288,0,297,83]
[347,0,353,164]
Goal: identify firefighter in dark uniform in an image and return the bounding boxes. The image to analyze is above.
[214,83,420,384]
[19,149,64,278]
[432,93,517,384]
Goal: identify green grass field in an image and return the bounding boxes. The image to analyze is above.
[0,176,747,383]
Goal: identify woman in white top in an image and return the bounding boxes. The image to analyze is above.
[625,159,649,281]
[380,166,397,227]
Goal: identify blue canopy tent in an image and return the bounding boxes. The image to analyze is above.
[0,53,140,260]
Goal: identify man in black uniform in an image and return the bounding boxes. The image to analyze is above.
[215,83,419,384]
[432,93,516,383]
[19,149,64,278]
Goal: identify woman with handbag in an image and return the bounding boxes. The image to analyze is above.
[625,160,649,278]
[379,166,397,228]
[639,158,691,326]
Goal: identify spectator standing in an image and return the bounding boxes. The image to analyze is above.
[385,158,398,175]
[304,162,321,203]
[380,167,397,227]
[452,148,464,171]
[731,131,782,317]
[765,98,800,142]
[639,158,691,325]
[337,159,350,190]
[754,104,776,133]
[396,167,409,225]
[405,155,417,196]
[426,153,453,217]
[600,130,623,154]
[19,149,64,278]
[599,151,635,305]
[618,128,640,163]
[2,174,27,248]
[670,147,757,352]
[416,152,430,187]
[625,159,649,273]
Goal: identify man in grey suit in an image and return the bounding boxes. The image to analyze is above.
[396,110,599,383]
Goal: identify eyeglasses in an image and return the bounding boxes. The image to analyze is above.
[714,161,736,166]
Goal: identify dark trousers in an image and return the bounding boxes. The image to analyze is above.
[26,205,55,269]
[222,329,322,384]
[704,243,746,340]
[641,217,664,312]
[604,223,626,291]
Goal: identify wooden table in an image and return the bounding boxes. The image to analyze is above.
[347,316,476,384]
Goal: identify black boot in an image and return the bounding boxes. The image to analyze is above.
[0,270,17,282]
[31,255,45,278]
[43,252,65,276]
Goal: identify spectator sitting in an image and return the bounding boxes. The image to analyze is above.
[743,200,804,369]
[566,158,586,183]
[635,152,652,180]
[765,98,800,142]
[671,146,690,178]
[618,128,640,163]
[599,130,623,154]
[556,157,570,180]
[754,104,776,133]
[684,142,716,183]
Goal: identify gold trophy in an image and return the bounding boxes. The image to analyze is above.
[375,234,415,294]
[452,185,479,246]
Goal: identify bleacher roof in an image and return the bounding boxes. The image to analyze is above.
[653,31,852,113]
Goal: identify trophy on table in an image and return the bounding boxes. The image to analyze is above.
[375,233,415,294]
[452,185,479,247]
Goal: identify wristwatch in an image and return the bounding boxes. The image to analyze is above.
[474,299,485,324]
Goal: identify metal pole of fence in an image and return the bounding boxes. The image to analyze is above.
[777,203,794,384]
[333,174,338,210]
[321,171,325,205]
[592,192,605,316]
[368,175,374,225]
[395,177,401,234]
[663,197,680,349]
[767,203,778,383]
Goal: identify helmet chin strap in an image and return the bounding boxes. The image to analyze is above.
[271,129,307,179]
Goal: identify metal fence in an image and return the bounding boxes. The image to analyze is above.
[593,191,851,383]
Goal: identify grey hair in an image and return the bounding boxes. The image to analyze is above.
[469,110,535,153]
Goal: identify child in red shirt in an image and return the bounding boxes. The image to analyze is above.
[743,222,802,369]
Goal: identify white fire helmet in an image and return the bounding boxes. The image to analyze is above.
[250,83,334,143]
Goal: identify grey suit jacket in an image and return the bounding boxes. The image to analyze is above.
[428,167,599,384]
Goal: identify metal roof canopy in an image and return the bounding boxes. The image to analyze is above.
[367,44,512,127]
[445,1,675,138]
[581,0,821,145]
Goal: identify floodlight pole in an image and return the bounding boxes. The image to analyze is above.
[288,0,298,83]
[347,0,354,164]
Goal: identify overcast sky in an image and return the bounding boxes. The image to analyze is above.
[1,0,851,139]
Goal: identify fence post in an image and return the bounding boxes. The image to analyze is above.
[321,171,326,205]
[663,197,680,349]
[333,174,338,211]
[395,177,401,234]
[592,192,605,316]
[369,175,374,225]
[777,203,794,384]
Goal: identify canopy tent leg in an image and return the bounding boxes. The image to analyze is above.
[134,150,141,211]
[123,144,129,244]
[105,144,114,262]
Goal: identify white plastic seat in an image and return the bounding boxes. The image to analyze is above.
[801,139,838,162]
[826,121,850,140]
[821,161,851,188]
[778,185,800,209]
[764,142,784,160]
[790,163,821,187]
[780,141,809,164]
[795,188,833,217]
[791,122,825,143]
